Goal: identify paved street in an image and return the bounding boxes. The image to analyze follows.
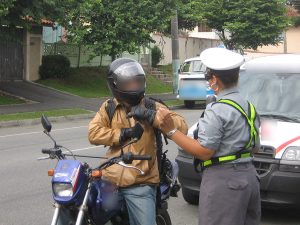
[0,108,300,225]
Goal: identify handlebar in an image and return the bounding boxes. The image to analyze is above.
[129,154,152,161]
[41,148,52,154]
[121,152,151,164]
[41,148,64,160]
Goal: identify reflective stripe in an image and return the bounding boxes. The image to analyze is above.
[203,160,212,167]
[218,99,257,149]
[202,152,251,168]
[219,155,236,162]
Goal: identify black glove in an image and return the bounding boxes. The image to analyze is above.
[119,123,144,144]
[127,105,156,124]
[193,123,199,140]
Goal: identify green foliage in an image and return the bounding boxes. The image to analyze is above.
[0,0,15,17]
[177,0,202,32]
[151,46,163,67]
[163,0,202,34]
[60,0,177,58]
[0,0,69,29]
[39,55,70,79]
[292,16,300,27]
[199,0,290,50]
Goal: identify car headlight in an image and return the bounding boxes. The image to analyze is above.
[280,147,300,173]
[53,183,73,197]
[282,147,300,160]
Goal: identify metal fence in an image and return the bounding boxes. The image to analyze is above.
[43,43,151,68]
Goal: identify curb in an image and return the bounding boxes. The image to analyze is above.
[0,113,96,128]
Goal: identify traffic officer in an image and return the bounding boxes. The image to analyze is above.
[156,47,261,225]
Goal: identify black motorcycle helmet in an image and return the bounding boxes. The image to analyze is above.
[107,58,146,106]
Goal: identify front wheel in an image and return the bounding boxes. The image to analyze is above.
[156,209,172,225]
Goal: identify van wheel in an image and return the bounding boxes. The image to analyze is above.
[182,188,199,205]
[184,100,195,108]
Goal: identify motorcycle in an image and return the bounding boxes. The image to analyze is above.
[39,115,181,225]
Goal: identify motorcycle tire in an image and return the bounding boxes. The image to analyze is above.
[156,209,172,225]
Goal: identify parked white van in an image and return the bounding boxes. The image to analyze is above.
[177,57,213,108]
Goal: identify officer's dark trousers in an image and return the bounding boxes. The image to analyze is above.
[198,162,261,225]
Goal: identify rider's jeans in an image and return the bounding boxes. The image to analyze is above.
[119,185,157,225]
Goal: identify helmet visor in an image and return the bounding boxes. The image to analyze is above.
[116,76,145,91]
[114,62,145,80]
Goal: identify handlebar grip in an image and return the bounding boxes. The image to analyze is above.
[131,155,152,161]
[41,148,52,154]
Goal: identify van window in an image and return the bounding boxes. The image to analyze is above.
[239,71,300,121]
[181,60,206,73]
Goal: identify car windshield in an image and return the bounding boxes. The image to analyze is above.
[180,60,206,73]
[239,71,300,122]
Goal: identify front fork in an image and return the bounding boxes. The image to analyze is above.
[50,203,61,225]
[75,182,91,225]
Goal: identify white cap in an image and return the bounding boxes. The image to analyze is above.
[200,47,244,70]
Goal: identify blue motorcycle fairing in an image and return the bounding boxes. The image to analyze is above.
[52,159,88,205]
[88,179,121,225]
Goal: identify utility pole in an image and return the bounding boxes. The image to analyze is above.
[171,10,180,94]
[283,30,287,54]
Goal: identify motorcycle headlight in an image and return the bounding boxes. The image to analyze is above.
[53,183,73,197]
[282,147,300,161]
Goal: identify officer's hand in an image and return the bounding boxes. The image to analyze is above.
[127,105,156,124]
[156,107,175,134]
[120,123,144,144]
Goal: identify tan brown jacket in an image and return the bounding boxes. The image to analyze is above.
[88,98,188,187]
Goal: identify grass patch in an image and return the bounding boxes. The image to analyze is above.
[158,64,173,76]
[37,66,172,98]
[145,74,172,94]
[0,93,25,105]
[0,108,92,121]
[164,100,184,107]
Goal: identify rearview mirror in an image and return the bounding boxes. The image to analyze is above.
[41,114,52,133]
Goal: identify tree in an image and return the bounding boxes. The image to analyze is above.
[0,0,15,18]
[0,0,67,28]
[60,0,177,59]
[198,0,290,50]
[162,0,202,34]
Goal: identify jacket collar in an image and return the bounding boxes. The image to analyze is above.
[113,97,145,107]
[216,86,239,101]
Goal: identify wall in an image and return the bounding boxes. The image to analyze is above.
[24,28,43,81]
[152,33,222,65]
[250,27,300,54]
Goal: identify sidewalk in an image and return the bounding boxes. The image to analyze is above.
[0,81,178,127]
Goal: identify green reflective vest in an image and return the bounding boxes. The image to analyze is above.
[218,99,258,149]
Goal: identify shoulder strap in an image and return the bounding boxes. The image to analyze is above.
[105,99,117,126]
[217,99,258,149]
[144,97,157,110]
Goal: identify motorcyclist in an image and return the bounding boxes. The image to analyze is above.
[88,58,188,225]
